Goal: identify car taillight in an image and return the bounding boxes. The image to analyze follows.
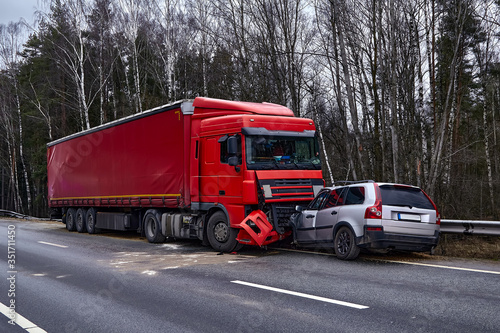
[365,205,382,219]
[365,184,382,219]
[421,189,441,225]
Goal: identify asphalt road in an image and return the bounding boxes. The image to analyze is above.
[0,218,499,333]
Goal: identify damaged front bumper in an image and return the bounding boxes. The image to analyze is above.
[236,210,290,246]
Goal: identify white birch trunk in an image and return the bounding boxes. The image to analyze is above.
[132,46,142,113]
[313,104,333,184]
[428,4,467,196]
[336,13,366,179]
[14,81,32,214]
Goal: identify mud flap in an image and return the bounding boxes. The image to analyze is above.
[236,210,277,246]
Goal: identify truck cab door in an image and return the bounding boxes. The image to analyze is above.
[199,134,243,210]
[199,137,219,202]
[295,190,330,244]
[217,134,243,199]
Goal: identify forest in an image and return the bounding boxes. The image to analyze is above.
[0,0,499,219]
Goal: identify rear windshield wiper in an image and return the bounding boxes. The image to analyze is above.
[386,203,413,209]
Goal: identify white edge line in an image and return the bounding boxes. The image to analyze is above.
[273,248,500,276]
[0,302,48,332]
[231,280,369,310]
[37,241,68,248]
[385,260,500,275]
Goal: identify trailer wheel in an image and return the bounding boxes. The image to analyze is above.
[144,210,166,243]
[86,208,100,234]
[66,208,77,231]
[206,211,240,252]
[76,208,87,233]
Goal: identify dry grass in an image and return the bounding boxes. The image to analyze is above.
[435,234,500,261]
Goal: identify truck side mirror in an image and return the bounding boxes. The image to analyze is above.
[228,156,238,167]
[228,156,240,172]
[227,135,240,172]
[227,136,238,155]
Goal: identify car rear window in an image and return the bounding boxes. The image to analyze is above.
[379,185,435,210]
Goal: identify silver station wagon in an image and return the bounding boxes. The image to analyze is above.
[290,181,440,260]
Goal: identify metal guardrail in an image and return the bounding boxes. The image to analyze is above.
[0,209,50,221]
[0,209,30,219]
[440,219,500,236]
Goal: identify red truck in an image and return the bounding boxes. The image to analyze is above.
[47,97,324,251]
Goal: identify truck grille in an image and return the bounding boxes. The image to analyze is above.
[258,178,323,203]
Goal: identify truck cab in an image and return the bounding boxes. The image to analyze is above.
[191,98,324,251]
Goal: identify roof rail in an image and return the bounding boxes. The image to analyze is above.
[333,180,375,186]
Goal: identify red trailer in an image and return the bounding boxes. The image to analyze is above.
[47,97,324,251]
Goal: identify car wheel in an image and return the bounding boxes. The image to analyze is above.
[206,211,240,252]
[334,226,360,260]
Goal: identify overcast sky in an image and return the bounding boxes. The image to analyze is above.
[0,0,41,26]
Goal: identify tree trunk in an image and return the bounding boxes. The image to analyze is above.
[428,3,467,197]
[335,2,366,179]
[1,167,4,210]
[14,81,32,214]
[312,101,333,185]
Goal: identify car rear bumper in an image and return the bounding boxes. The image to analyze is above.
[358,228,440,252]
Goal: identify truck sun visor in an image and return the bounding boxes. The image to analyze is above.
[241,127,316,137]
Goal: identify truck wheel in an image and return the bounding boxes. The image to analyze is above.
[66,208,77,231]
[206,211,240,252]
[76,208,87,233]
[86,208,100,234]
[144,210,166,243]
[334,226,360,260]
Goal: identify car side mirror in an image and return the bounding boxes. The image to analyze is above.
[295,205,304,212]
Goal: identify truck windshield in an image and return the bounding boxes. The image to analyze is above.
[245,135,321,170]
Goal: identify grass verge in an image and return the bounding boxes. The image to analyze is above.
[435,234,500,261]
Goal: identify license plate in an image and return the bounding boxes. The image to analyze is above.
[398,213,421,222]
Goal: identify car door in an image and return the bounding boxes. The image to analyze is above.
[295,190,330,243]
[315,187,347,243]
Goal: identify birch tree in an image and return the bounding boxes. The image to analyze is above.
[42,0,92,129]
[428,0,473,197]
[150,0,184,102]
[88,0,116,123]
[114,0,147,113]
[0,22,32,214]
[0,77,23,212]
[473,0,498,216]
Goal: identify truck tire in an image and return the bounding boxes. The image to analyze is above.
[76,208,87,233]
[86,208,100,234]
[66,208,77,231]
[334,226,360,260]
[144,209,166,243]
[206,211,240,252]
